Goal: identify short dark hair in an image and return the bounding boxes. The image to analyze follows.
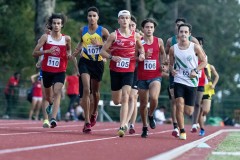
[131,15,137,24]
[47,13,66,30]
[196,37,204,45]
[141,18,158,28]
[178,23,192,33]
[87,6,99,15]
[175,18,186,23]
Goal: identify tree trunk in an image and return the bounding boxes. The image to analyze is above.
[137,0,146,26]
[125,0,131,12]
[34,0,56,43]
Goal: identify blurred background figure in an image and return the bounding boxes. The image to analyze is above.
[28,73,42,120]
[154,105,172,125]
[64,71,79,121]
[3,72,21,119]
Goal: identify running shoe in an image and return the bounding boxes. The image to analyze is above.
[148,115,156,129]
[123,124,128,132]
[141,127,148,138]
[179,132,187,140]
[172,128,180,137]
[191,124,198,133]
[118,127,125,137]
[90,113,98,127]
[50,118,57,128]
[129,124,135,134]
[199,129,205,136]
[83,123,92,134]
[46,104,53,115]
[42,119,50,128]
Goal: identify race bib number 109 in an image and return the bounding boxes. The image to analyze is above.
[47,56,60,68]
[116,58,130,68]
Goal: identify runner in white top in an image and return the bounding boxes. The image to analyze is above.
[169,23,207,140]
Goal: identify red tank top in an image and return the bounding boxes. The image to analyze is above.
[138,37,161,80]
[42,34,68,73]
[198,68,206,87]
[33,81,42,97]
[109,29,136,72]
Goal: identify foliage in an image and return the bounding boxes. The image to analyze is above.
[0,0,240,97]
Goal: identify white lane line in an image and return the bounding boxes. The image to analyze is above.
[0,122,39,126]
[212,152,240,156]
[148,129,240,160]
[0,130,172,155]
[0,130,79,136]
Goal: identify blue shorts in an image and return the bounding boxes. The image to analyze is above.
[138,77,162,90]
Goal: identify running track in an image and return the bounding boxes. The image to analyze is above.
[0,120,239,160]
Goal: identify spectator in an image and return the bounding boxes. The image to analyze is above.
[28,73,42,120]
[3,72,20,119]
[64,71,79,121]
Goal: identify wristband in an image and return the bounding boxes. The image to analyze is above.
[193,68,199,74]
[109,55,113,60]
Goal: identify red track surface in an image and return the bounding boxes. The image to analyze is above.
[0,120,237,160]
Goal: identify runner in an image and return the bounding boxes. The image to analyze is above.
[165,18,200,137]
[191,37,206,133]
[126,15,140,134]
[137,18,166,138]
[169,23,207,140]
[73,6,109,133]
[100,10,145,137]
[32,13,79,128]
[198,38,219,136]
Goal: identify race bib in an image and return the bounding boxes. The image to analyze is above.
[47,56,60,68]
[180,68,192,77]
[87,45,100,55]
[144,59,156,70]
[116,58,130,68]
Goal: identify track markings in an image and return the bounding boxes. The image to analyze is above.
[0,130,171,155]
[148,129,240,160]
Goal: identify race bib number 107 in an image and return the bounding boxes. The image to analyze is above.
[47,56,60,68]
[87,45,100,55]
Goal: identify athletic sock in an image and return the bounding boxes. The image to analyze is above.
[173,122,178,129]
[201,128,204,131]
[180,128,185,133]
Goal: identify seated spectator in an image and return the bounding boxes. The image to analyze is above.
[154,105,172,125]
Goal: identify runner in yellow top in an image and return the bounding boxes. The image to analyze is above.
[73,6,109,133]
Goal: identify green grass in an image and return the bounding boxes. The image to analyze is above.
[208,132,240,160]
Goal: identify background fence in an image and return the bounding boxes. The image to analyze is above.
[1,83,240,124]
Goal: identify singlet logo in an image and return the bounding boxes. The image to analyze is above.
[50,46,60,56]
[146,48,153,58]
[116,40,124,46]
[186,55,192,62]
[130,41,135,46]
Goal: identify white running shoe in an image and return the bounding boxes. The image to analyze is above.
[172,128,179,137]
[191,124,198,133]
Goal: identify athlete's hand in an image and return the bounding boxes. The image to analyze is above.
[138,53,145,61]
[36,62,41,68]
[171,69,177,76]
[211,84,215,89]
[112,56,121,62]
[161,65,168,72]
[190,70,198,78]
[90,38,100,46]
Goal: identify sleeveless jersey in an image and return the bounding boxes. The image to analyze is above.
[138,37,161,80]
[198,60,206,87]
[42,34,67,73]
[81,26,104,61]
[173,42,199,87]
[203,64,215,96]
[109,29,136,72]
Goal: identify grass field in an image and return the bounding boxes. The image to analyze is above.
[208,132,240,160]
